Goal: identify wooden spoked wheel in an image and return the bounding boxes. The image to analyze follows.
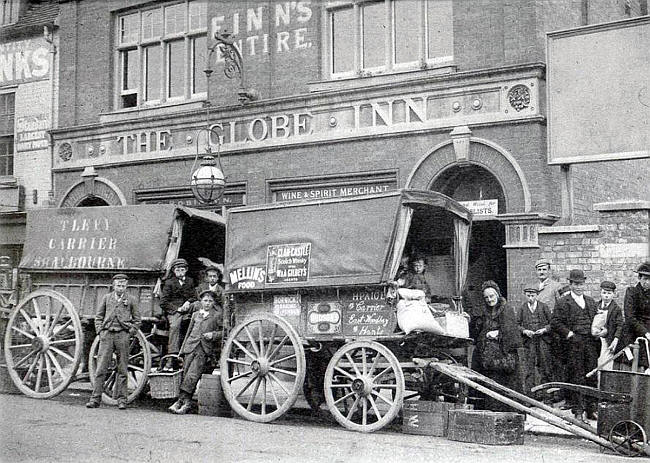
[324,341,404,432]
[220,313,305,423]
[608,420,647,457]
[88,329,151,405]
[3,290,83,398]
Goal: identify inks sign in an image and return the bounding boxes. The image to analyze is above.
[266,242,311,284]
[0,37,50,85]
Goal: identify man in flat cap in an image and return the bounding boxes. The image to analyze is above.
[551,269,599,421]
[534,258,564,313]
[87,274,140,409]
[160,258,197,369]
[624,261,650,367]
[516,283,553,398]
[534,258,566,401]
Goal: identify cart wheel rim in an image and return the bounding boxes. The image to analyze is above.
[88,329,151,405]
[608,420,648,457]
[3,290,83,399]
[324,341,404,433]
[220,313,305,423]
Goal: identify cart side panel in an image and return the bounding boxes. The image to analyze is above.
[29,272,160,319]
[600,370,650,436]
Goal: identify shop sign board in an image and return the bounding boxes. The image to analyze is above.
[274,181,396,202]
[459,199,498,216]
[266,242,311,284]
[340,287,396,336]
[0,37,50,85]
[547,17,650,164]
[16,114,49,152]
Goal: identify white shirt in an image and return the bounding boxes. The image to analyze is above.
[528,300,538,313]
[571,292,585,309]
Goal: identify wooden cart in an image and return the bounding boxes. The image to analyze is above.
[219,189,474,432]
[3,204,225,403]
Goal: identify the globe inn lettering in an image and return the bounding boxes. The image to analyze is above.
[209,112,312,145]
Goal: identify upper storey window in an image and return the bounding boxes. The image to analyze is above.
[328,0,453,79]
[116,0,207,109]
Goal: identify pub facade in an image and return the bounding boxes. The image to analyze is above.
[48,0,649,305]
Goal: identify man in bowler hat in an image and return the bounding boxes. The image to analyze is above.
[551,269,599,421]
[624,261,650,367]
[160,258,197,368]
[87,274,141,409]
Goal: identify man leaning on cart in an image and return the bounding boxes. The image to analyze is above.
[86,274,141,410]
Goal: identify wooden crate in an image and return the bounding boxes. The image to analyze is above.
[402,401,473,437]
[197,373,231,417]
[447,410,524,445]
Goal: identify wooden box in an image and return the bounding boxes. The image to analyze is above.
[402,401,473,437]
[447,410,524,445]
[197,373,231,417]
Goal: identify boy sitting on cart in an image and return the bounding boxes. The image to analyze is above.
[169,289,224,414]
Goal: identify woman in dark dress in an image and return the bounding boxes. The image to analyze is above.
[470,280,522,410]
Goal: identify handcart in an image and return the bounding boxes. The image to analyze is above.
[3,204,225,404]
[219,189,474,432]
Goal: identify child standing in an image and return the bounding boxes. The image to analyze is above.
[516,283,553,398]
[169,289,223,414]
[591,281,623,371]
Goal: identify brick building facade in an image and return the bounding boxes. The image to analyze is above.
[38,0,650,307]
[0,0,58,269]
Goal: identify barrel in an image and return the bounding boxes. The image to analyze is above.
[197,373,231,417]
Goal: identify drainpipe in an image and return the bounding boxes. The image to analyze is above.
[43,24,57,207]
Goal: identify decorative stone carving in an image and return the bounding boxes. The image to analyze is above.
[507,85,531,112]
[58,143,72,162]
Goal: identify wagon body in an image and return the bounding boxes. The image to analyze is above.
[220,189,473,431]
[3,204,226,400]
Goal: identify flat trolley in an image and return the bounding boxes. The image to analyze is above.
[2,204,226,403]
[219,189,474,432]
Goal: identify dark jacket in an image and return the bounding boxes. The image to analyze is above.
[472,297,522,354]
[516,300,553,344]
[160,275,197,315]
[599,300,623,347]
[179,306,223,356]
[95,291,141,333]
[625,283,650,339]
[551,293,598,339]
[403,271,432,300]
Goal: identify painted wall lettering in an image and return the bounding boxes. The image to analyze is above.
[0,38,50,84]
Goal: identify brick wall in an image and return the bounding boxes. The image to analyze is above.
[571,159,650,224]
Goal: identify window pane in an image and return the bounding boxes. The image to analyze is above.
[145,45,161,101]
[122,49,139,91]
[168,40,184,98]
[394,0,420,64]
[165,3,186,35]
[142,8,162,40]
[362,2,385,69]
[192,36,207,94]
[427,0,453,60]
[120,13,139,43]
[0,137,13,176]
[189,0,207,30]
[331,8,354,74]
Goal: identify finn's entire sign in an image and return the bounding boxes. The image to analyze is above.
[266,243,311,284]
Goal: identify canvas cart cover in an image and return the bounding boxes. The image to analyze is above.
[19,204,225,272]
[225,189,471,292]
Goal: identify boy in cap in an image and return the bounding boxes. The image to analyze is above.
[401,255,433,303]
[516,283,553,398]
[624,261,650,367]
[551,269,599,421]
[591,281,623,371]
[160,258,197,369]
[87,274,141,409]
[169,289,223,414]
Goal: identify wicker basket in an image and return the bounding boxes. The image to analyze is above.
[148,355,182,399]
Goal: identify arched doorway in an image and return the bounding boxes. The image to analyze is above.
[431,164,508,309]
[77,197,110,207]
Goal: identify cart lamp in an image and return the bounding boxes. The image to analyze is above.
[190,155,225,204]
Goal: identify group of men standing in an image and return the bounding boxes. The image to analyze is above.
[517,259,650,422]
[86,258,226,413]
